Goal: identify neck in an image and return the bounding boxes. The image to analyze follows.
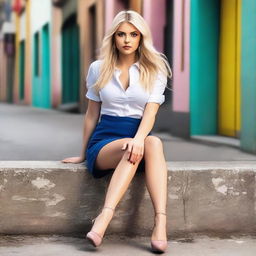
[117,53,138,68]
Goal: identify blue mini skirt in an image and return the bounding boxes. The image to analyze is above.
[85,114,145,179]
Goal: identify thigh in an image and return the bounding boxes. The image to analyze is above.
[95,138,132,171]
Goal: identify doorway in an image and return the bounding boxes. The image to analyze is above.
[62,15,80,104]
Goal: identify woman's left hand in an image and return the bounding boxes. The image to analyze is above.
[122,138,144,164]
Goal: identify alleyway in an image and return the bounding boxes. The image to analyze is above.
[1,103,256,162]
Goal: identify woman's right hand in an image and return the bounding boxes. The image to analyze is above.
[61,156,85,164]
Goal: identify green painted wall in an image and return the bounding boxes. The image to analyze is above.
[32,24,50,108]
[62,15,80,104]
[190,0,220,135]
[240,0,256,153]
[19,40,25,100]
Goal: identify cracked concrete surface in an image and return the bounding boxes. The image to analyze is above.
[0,235,256,256]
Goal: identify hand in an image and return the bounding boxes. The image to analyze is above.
[122,139,144,164]
[61,156,85,164]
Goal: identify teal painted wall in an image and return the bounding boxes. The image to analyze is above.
[240,0,256,153]
[42,24,50,107]
[32,24,51,108]
[62,15,80,104]
[19,40,25,101]
[190,0,220,135]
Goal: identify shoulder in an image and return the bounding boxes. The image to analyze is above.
[154,71,167,85]
[89,59,103,73]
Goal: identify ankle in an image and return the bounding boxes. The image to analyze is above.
[97,206,114,221]
[102,206,115,212]
[154,213,166,226]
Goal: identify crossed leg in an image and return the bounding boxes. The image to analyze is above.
[90,136,167,241]
[91,138,142,237]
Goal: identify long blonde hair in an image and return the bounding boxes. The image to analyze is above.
[94,10,172,93]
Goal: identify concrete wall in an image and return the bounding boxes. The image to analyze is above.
[1,161,256,237]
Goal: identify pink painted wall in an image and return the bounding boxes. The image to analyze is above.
[105,0,116,32]
[172,0,190,112]
[143,0,166,52]
[105,0,166,53]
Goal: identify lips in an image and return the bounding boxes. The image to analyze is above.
[123,46,131,49]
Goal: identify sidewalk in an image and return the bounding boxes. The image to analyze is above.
[1,103,256,255]
[0,235,256,256]
[1,103,256,161]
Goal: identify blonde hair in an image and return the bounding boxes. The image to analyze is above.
[94,10,172,92]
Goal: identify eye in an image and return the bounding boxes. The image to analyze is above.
[117,32,125,37]
[131,32,138,37]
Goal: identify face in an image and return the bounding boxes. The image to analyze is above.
[114,22,141,56]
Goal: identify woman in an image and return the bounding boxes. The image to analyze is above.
[62,10,172,253]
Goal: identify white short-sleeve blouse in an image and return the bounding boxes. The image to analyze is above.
[85,60,167,119]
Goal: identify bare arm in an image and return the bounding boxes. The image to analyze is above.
[81,100,101,156]
[134,102,159,141]
[62,100,101,163]
[122,102,160,164]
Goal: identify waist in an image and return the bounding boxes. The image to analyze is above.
[100,114,141,124]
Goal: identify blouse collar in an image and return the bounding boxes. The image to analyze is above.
[114,61,140,71]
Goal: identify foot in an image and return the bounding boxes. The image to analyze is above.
[151,212,167,253]
[88,207,115,241]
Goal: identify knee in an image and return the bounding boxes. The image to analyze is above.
[144,136,163,152]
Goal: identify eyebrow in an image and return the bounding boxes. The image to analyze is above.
[116,30,139,33]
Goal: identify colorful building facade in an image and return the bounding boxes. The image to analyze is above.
[0,0,256,154]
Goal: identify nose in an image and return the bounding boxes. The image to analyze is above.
[124,35,130,43]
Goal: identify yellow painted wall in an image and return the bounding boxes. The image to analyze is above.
[14,12,20,103]
[25,0,32,104]
[218,0,241,137]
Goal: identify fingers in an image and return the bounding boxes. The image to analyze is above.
[122,142,127,150]
[61,158,71,163]
[127,143,134,163]
[126,142,143,164]
[61,157,82,164]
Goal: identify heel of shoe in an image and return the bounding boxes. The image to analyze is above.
[86,231,103,247]
[151,240,167,253]
[86,206,115,247]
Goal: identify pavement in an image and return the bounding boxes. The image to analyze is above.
[1,102,256,255]
[1,102,256,161]
[0,235,256,256]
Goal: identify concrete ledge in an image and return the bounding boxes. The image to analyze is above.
[0,161,256,237]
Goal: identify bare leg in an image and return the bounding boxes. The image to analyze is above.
[90,138,142,237]
[144,136,167,241]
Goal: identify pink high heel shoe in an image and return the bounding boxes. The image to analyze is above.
[151,212,168,253]
[86,206,115,247]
